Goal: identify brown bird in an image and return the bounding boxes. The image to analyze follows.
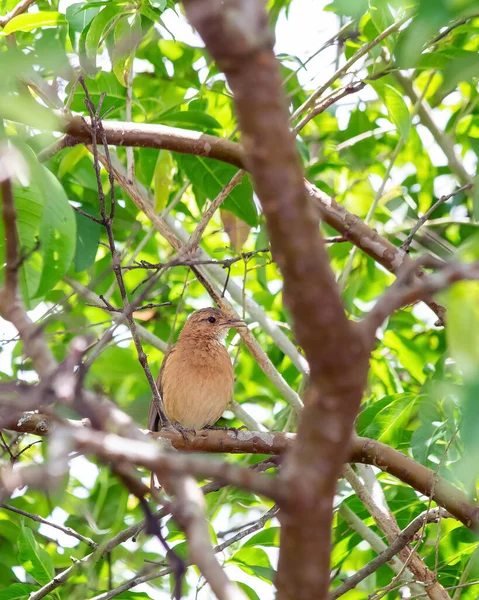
[148,307,244,435]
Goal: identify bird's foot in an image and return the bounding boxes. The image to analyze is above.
[204,425,248,435]
[174,423,196,442]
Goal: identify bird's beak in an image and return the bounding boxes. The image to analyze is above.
[223,318,247,329]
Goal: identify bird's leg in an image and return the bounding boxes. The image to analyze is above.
[173,422,196,442]
[203,424,248,435]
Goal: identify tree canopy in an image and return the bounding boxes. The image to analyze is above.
[1,0,479,599]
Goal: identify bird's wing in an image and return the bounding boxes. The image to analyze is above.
[148,345,175,431]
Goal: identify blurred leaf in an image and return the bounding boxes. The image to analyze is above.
[444,281,479,380]
[85,3,122,68]
[73,208,100,272]
[372,81,411,141]
[160,110,222,131]
[220,209,251,251]
[154,150,174,212]
[0,584,37,600]
[230,547,275,583]
[437,53,479,100]
[35,167,76,297]
[243,527,280,548]
[236,582,261,600]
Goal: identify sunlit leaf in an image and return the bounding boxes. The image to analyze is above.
[18,524,55,587]
[3,11,66,34]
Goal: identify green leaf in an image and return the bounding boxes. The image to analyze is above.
[444,281,479,380]
[35,168,77,297]
[236,582,261,600]
[18,524,55,586]
[383,330,427,384]
[0,144,76,303]
[149,0,167,9]
[357,393,419,446]
[112,13,142,86]
[176,154,258,226]
[12,186,44,306]
[3,11,66,34]
[73,209,100,272]
[154,150,174,212]
[0,583,37,600]
[65,1,99,49]
[439,53,479,101]
[369,0,394,34]
[474,171,479,221]
[243,527,280,548]
[230,547,275,583]
[85,3,122,66]
[372,82,411,141]
[139,0,165,23]
[58,145,90,179]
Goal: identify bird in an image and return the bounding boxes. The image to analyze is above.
[148,307,244,435]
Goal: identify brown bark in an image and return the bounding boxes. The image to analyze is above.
[6,412,479,531]
[63,115,245,169]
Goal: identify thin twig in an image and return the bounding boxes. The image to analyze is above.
[401,183,473,251]
[290,15,409,122]
[78,78,170,428]
[1,503,98,548]
[331,508,450,599]
[185,169,245,251]
[72,205,103,225]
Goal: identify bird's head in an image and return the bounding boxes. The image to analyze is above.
[179,307,245,341]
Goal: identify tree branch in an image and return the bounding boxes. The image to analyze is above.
[172,476,247,600]
[5,410,479,530]
[331,507,451,599]
[1,503,98,548]
[344,465,451,600]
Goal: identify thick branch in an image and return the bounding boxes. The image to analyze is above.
[61,115,245,169]
[5,412,479,531]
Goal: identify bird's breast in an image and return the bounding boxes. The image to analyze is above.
[161,344,234,430]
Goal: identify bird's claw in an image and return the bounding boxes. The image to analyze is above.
[174,423,196,442]
[204,425,248,435]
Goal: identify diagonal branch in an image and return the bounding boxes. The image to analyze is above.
[172,476,247,600]
[331,507,451,599]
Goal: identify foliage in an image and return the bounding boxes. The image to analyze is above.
[1,0,479,598]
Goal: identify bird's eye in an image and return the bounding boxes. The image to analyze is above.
[207,316,216,323]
